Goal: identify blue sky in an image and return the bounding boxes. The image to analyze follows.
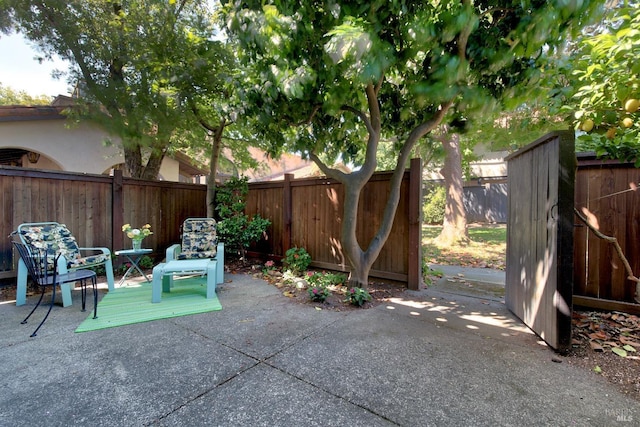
[0,32,71,97]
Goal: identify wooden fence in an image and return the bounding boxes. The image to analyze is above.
[1,159,423,289]
[573,154,640,312]
[0,167,206,278]
[424,179,508,224]
[245,158,423,289]
[463,180,508,223]
[3,151,640,307]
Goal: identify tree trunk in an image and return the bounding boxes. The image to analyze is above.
[310,89,452,289]
[141,149,165,181]
[122,141,166,180]
[438,132,469,245]
[340,182,375,288]
[207,122,225,218]
[123,144,143,178]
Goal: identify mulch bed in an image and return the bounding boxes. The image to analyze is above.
[225,257,406,311]
[565,310,640,399]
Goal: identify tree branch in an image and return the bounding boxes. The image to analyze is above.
[309,151,347,182]
[191,103,228,133]
[340,103,373,133]
[458,0,473,61]
[294,104,323,126]
[574,207,640,303]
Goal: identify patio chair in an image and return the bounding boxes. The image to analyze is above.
[152,218,224,303]
[13,241,98,337]
[14,222,114,307]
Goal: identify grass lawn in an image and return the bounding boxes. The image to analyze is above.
[423,223,506,270]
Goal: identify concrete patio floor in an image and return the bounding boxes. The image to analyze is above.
[0,271,637,426]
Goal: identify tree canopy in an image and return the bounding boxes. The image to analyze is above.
[1,0,243,180]
[223,0,603,287]
[561,2,640,165]
[0,83,52,105]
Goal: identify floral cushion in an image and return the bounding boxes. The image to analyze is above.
[176,218,218,260]
[19,224,110,269]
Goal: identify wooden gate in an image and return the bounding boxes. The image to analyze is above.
[505,131,575,351]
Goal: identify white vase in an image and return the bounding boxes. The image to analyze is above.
[132,239,142,250]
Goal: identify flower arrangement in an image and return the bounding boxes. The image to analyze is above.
[122,223,153,241]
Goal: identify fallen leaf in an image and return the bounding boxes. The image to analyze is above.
[594,366,602,374]
[622,344,636,352]
[619,336,640,347]
[588,331,608,340]
[612,347,628,358]
[315,307,322,311]
[283,291,295,298]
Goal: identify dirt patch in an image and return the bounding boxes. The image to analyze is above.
[226,257,406,311]
[0,283,17,302]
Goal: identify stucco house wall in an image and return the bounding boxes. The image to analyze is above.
[2,118,121,174]
[0,105,189,181]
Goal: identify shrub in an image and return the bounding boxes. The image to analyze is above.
[344,287,372,307]
[423,185,446,224]
[282,247,311,274]
[308,285,330,302]
[216,176,271,258]
[307,271,347,288]
[139,255,154,269]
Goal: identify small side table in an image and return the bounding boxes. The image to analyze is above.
[115,248,153,286]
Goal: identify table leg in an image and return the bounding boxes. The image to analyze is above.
[119,253,151,285]
[131,260,151,282]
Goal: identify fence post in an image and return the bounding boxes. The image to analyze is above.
[408,158,422,290]
[283,173,293,254]
[112,169,124,254]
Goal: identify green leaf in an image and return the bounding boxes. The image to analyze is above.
[612,347,628,358]
[593,365,602,374]
[623,344,636,352]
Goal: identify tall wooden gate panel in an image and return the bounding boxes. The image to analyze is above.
[505,131,575,351]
